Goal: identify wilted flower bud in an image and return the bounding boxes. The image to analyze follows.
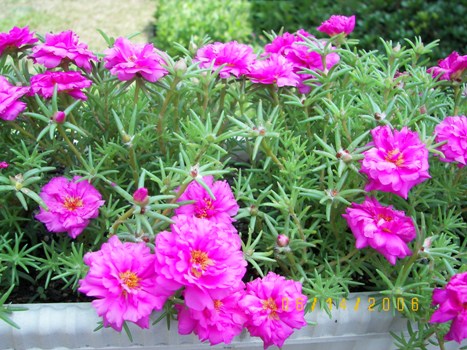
[190,164,200,178]
[374,112,386,121]
[53,111,66,123]
[133,187,149,206]
[419,105,427,114]
[249,204,258,216]
[277,234,289,247]
[419,236,433,254]
[336,149,352,163]
[174,58,187,76]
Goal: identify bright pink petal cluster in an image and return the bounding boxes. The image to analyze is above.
[342,197,417,265]
[30,30,96,72]
[0,76,29,121]
[0,161,8,169]
[177,286,247,345]
[430,272,467,343]
[428,51,467,81]
[78,236,170,332]
[434,116,467,167]
[195,41,256,79]
[360,125,430,199]
[0,26,37,56]
[317,15,356,36]
[175,176,239,224]
[239,272,307,349]
[154,215,246,307]
[35,176,105,238]
[104,37,168,82]
[248,53,299,87]
[29,71,92,100]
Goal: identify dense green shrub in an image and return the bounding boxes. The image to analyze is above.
[153,0,252,56]
[249,0,466,61]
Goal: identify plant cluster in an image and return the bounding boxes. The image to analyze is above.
[0,13,466,349]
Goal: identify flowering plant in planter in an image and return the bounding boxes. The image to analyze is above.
[0,14,466,349]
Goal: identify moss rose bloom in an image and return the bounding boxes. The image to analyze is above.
[30,30,96,72]
[360,125,430,199]
[175,175,239,225]
[0,76,29,121]
[434,116,467,168]
[428,51,467,81]
[0,26,37,56]
[342,197,416,265]
[317,15,356,36]
[430,272,467,343]
[195,41,256,79]
[79,236,170,331]
[35,176,104,238]
[29,71,92,100]
[177,286,247,345]
[248,53,299,87]
[0,161,8,169]
[239,272,307,349]
[154,215,246,310]
[104,37,168,82]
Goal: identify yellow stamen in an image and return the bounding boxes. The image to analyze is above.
[190,249,213,278]
[63,196,83,211]
[385,148,404,167]
[262,297,279,320]
[119,271,140,289]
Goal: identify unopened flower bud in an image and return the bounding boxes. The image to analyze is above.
[374,112,386,121]
[419,236,433,254]
[419,105,427,114]
[277,234,289,247]
[53,111,66,124]
[0,161,8,169]
[133,187,149,206]
[174,59,187,76]
[336,149,352,162]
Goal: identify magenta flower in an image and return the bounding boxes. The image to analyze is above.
[0,161,8,169]
[360,125,430,199]
[342,197,417,265]
[239,272,307,349]
[428,51,467,81]
[133,187,149,205]
[29,71,92,100]
[79,236,170,332]
[264,30,312,56]
[195,41,257,79]
[0,76,29,121]
[154,215,246,309]
[248,53,299,87]
[0,26,37,56]
[104,37,168,82]
[30,30,96,72]
[430,272,467,343]
[35,176,105,238]
[434,116,467,168]
[175,176,239,224]
[317,15,356,36]
[177,286,247,345]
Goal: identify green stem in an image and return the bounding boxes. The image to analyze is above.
[57,125,88,169]
[128,146,139,185]
[453,84,461,116]
[110,207,135,234]
[317,248,359,273]
[157,77,180,154]
[261,139,285,171]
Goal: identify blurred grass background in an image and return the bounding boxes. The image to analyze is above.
[0,0,465,60]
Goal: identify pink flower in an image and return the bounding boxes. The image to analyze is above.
[177,286,247,345]
[342,197,417,265]
[35,176,105,238]
[133,187,149,205]
[360,125,430,199]
[104,37,168,82]
[30,30,96,72]
[195,41,257,79]
[264,30,312,56]
[0,161,8,169]
[0,76,29,121]
[434,116,467,167]
[0,26,37,56]
[248,53,299,87]
[154,215,246,309]
[175,176,239,224]
[430,272,467,343]
[239,272,307,349]
[29,71,92,100]
[79,236,170,332]
[428,52,467,81]
[317,15,356,36]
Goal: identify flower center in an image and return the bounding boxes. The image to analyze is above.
[119,271,140,290]
[63,196,83,211]
[128,55,137,62]
[262,297,279,320]
[385,148,404,167]
[214,299,223,311]
[195,197,215,219]
[376,213,393,233]
[190,249,213,278]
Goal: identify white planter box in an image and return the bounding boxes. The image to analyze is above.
[0,293,464,350]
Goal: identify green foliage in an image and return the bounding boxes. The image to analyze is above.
[249,0,466,61]
[153,0,253,56]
